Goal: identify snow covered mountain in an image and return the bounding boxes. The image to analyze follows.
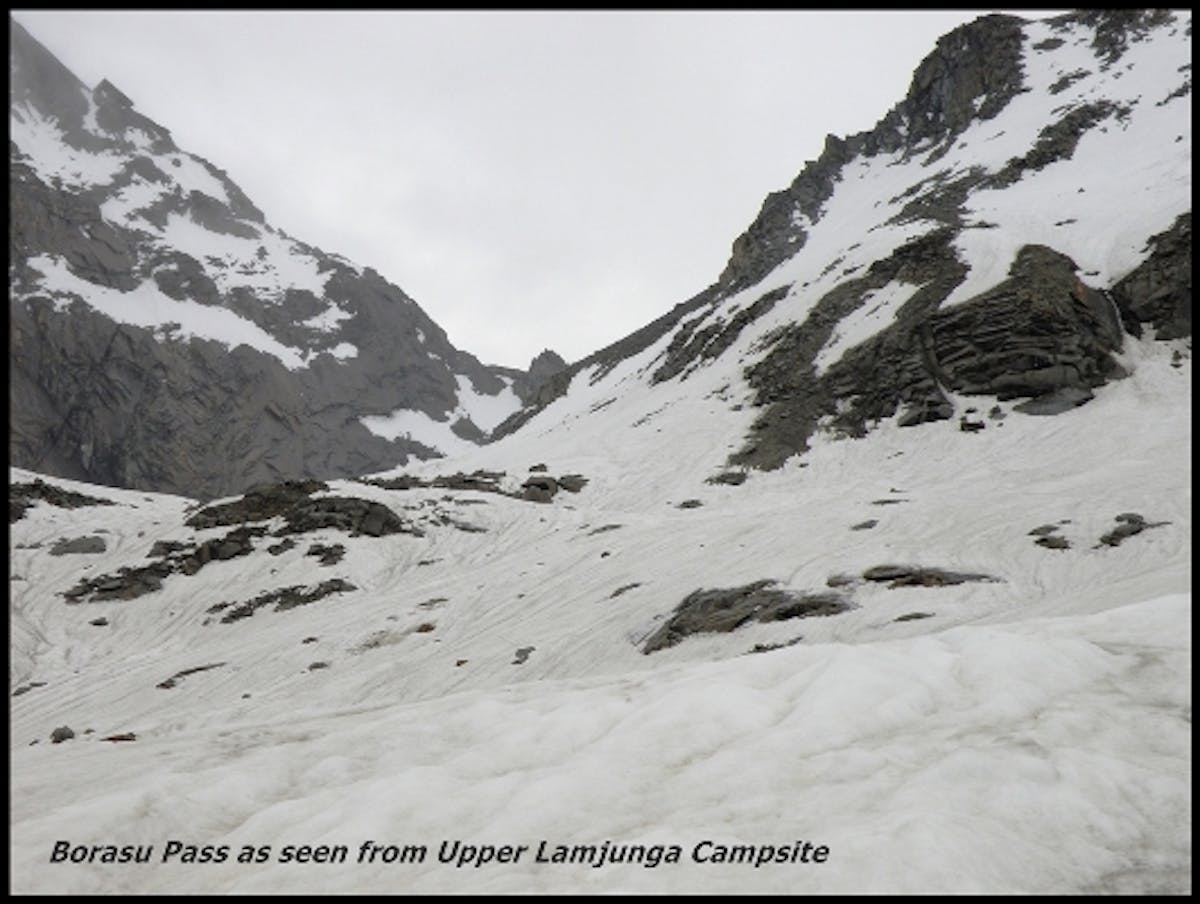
[9,18,565,501]
[10,9,1191,895]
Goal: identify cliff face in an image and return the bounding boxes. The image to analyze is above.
[9,20,564,500]
[496,10,1191,473]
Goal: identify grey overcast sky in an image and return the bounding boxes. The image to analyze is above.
[12,9,1051,369]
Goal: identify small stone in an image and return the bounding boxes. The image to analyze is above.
[50,726,75,744]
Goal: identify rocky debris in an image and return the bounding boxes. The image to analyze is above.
[156,662,226,689]
[184,480,330,529]
[89,617,109,626]
[67,522,276,602]
[361,470,505,494]
[558,474,588,493]
[302,636,318,644]
[49,535,107,555]
[1030,524,1071,549]
[100,732,137,742]
[274,496,416,538]
[587,524,623,536]
[512,646,536,665]
[148,539,189,558]
[861,565,997,587]
[306,543,346,566]
[529,463,548,472]
[522,476,558,503]
[643,581,852,654]
[707,471,748,486]
[62,559,173,603]
[747,636,804,655]
[307,661,330,671]
[414,622,436,633]
[12,681,47,697]
[267,538,297,556]
[1098,512,1170,548]
[894,612,935,622]
[1036,535,1071,550]
[216,579,357,624]
[609,583,642,599]
[851,520,879,530]
[10,479,116,523]
[178,525,267,575]
[50,726,75,744]
[677,499,704,509]
[959,416,986,433]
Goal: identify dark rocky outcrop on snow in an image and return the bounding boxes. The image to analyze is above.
[212,579,358,624]
[1110,213,1192,340]
[1097,512,1171,548]
[10,478,116,523]
[49,536,107,556]
[643,581,851,654]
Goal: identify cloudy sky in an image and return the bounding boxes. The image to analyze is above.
[12,10,1051,368]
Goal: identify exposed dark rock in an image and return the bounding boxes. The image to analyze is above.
[217,579,357,624]
[652,286,789,383]
[306,543,346,566]
[512,646,536,665]
[643,581,851,653]
[609,583,642,599]
[184,480,329,529]
[707,470,748,486]
[894,612,935,622]
[861,565,997,587]
[148,539,189,558]
[10,478,116,523]
[50,726,75,744]
[587,524,623,536]
[156,662,225,689]
[677,499,704,509]
[1110,213,1191,340]
[529,463,548,472]
[414,622,436,633]
[100,732,137,742]
[307,661,330,671]
[12,681,47,697]
[1028,524,1061,536]
[850,520,878,531]
[275,496,415,537]
[267,538,297,556]
[558,474,588,493]
[49,535,107,555]
[748,636,804,654]
[1035,535,1071,550]
[1098,512,1170,547]
[89,617,109,626]
[522,476,558,503]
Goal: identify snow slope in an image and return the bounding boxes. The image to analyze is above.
[9,10,1191,895]
[9,335,1190,894]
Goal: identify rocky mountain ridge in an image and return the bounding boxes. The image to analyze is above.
[494,9,1190,480]
[9,18,565,501]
